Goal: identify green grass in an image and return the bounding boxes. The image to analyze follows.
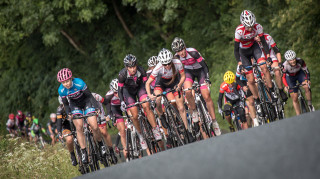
[0,136,80,178]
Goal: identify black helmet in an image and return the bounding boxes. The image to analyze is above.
[123,54,137,67]
[171,37,185,52]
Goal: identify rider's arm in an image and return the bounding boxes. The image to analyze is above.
[146,77,155,96]
[178,70,186,87]
[218,93,224,110]
[47,123,53,135]
[139,66,148,84]
[299,58,310,80]
[102,93,113,116]
[259,34,270,56]
[61,97,71,115]
[189,51,210,78]
[83,88,99,109]
[282,73,289,87]
[234,41,241,62]
[118,71,126,102]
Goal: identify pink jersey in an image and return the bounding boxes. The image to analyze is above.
[150,59,184,80]
[258,33,277,61]
[174,48,204,70]
[235,23,264,48]
[105,90,121,106]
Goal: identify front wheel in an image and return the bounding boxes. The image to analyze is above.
[166,105,189,146]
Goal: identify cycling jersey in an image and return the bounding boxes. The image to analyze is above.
[118,66,148,105]
[258,34,279,62]
[218,82,242,110]
[6,119,15,128]
[47,120,57,135]
[31,123,42,133]
[56,105,71,133]
[103,90,123,124]
[58,78,98,116]
[150,59,184,80]
[174,48,210,86]
[235,23,264,48]
[282,58,310,93]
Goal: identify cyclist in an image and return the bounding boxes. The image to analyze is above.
[6,113,17,137]
[57,96,78,166]
[236,65,259,127]
[146,56,160,97]
[15,110,25,136]
[255,34,288,102]
[171,37,221,136]
[92,92,118,164]
[218,71,248,131]
[117,54,162,150]
[30,118,46,144]
[47,113,58,145]
[25,112,33,141]
[57,68,106,164]
[282,50,314,115]
[234,10,277,118]
[103,79,127,159]
[146,48,191,139]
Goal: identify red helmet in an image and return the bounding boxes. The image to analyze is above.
[9,113,15,120]
[57,68,72,82]
[17,110,23,116]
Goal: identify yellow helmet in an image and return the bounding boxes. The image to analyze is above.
[224,71,235,84]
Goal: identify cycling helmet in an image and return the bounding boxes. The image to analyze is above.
[17,110,23,116]
[57,68,72,82]
[33,118,39,125]
[284,50,296,61]
[171,37,185,52]
[50,113,56,119]
[58,96,63,105]
[9,113,15,120]
[240,10,256,27]
[147,56,159,67]
[124,54,137,67]
[110,78,119,92]
[158,48,173,65]
[26,112,32,118]
[224,71,235,84]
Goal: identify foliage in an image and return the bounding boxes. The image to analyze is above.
[0,0,319,134]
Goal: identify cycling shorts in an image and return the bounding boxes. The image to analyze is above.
[70,98,96,119]
[240,41,265,73]
[185,68,208,90]
[123,82,148,107]
[224,100,246,123]
[154,75,180,97]
[111,105,124,124]
[286,70,308,94]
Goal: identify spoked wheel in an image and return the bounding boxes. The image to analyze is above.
[139,116,157,154]
[126,129,134,161]
[197,101,212,138]
[166,105,189,146]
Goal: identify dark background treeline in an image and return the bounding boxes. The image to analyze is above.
[0,0,319,133]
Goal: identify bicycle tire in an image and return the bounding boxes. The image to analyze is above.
[139,115,157,154]
[166,105,189,145]
[257,82,273,124]
[134,134,143,158]
[196,101,212,138]
[126,129,134,161]
[300,97,309,114]
[86,133,96,172]
[75,142,86,174]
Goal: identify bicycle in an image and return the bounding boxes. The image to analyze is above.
[268,65,286,120]
[125,100,162,155]
[183,82,216,139]
[244,62,277,124]
[117,115,143,161]
[63,119,90,175]
[291,83,313,114]
[153,89,189,147]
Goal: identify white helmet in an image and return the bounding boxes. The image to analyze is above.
[50,113,56,118]
[148,56,159,67]
[240,10,256,27]
[58,96,63,105]
[110,78,119,92]
[158,48,173,65]
[284,50,296,61]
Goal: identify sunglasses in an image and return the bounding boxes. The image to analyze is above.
[162,63,171,67]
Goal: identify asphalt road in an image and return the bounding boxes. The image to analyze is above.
[77,110,320,179]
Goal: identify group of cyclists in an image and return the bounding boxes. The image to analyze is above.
[5,9,315,174]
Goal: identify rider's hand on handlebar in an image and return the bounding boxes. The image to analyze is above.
[148,93,156,101]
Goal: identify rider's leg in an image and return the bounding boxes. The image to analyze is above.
[291,92,300,115]
[246,73,259,99]
[87,115,103,142]
[116,121,127,158]
[99,123,112,147]
[236,106,248,130]
[174,91,188,129]
[259,61,273,89]
[72,118,86,149]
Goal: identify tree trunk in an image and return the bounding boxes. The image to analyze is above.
[112,0,134,39]
[60,30,87,56]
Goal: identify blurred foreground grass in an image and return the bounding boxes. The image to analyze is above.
[0,136,80,178]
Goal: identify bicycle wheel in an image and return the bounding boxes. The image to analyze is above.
[196,101,212,138]
[166,105,188,146]
[139,115,157,154]
[75,143,87,174]
[100,140,110,168]
[134,134,143,158]
[300,97,309,114]
[126,129,134,161]
[257,83,272,124]
[86,133,97,172]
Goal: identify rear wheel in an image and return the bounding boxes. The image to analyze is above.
[166,105,189,146]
